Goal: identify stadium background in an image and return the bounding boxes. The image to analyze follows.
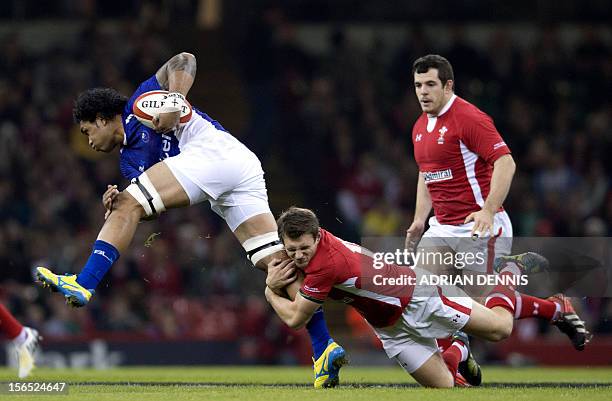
[0,0,610,368]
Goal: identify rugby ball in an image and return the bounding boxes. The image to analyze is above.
[132,90,193,129]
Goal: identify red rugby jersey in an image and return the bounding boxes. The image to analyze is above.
[299,229,415,328]
[412,95,511,225]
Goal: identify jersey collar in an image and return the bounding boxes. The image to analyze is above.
[427,94,457,118]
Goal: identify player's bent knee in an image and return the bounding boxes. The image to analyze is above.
[437,378,455,388]
[496,319,513,341]
[125,173,166,218]
[114,191,145,217]
[487,319,513,342]
[417,374,454,388]
[409,351,455,388]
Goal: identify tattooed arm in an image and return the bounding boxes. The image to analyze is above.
[152,52,197,132]
[155,52,197,97]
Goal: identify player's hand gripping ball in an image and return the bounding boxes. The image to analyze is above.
[132,90,192,130]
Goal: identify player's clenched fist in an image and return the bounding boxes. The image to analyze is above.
[266,258,296,293]
[102,184,119,220]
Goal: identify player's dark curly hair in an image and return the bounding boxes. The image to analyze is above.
[73,88,128,123]
[412,54,454,87]
[277,207,320,241]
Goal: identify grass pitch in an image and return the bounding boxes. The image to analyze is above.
[1,366,611,401]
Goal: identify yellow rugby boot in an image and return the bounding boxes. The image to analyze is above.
[313,340,348,388]
[36,267,93,307]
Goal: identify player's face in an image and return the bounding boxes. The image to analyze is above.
[80,118,118,152]
[283,232,320,269]
[413,68,453,115]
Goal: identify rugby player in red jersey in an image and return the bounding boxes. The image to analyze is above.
[406,54,517,281]
[0,304,40,378]
[405,54,570,353]
[265,207,590,388]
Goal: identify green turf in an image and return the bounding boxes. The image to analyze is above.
[1,366,611,401]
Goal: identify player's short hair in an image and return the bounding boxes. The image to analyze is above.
[73,88,128,123]
[412,54,454,87]
[277,207,320,241]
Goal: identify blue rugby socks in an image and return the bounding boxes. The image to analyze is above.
[307,307,333,359]
[76,240,120,290]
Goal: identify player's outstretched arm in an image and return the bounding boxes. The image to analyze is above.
[265,287,320,329]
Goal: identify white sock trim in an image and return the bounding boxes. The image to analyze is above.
[451,342,469,362]
[552,302,561,322]
[485,292,515,311]
[12,327,27,346]
[514,290,522,319]
[500,262,521,277]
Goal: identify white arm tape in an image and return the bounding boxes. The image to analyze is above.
[242,232,284,266]
[160,92,186,113]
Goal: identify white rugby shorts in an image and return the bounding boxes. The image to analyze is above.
[421,210,513,273]
[164,114,271,231]
[374,269,472,373]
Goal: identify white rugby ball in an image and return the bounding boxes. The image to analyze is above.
[132,90,193,129]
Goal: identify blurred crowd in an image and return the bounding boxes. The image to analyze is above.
[0,6,611,363]
[245,20,612,240]
[241,12,611,342]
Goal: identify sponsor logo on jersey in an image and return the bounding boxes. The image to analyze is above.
[141,131,149,143]
[437,126,447,144]
[422,169,453,183]
[493,141,507,150]
[415,133,423,142]
[303,285,321,293]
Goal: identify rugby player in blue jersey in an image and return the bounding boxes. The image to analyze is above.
[36,52,346,387]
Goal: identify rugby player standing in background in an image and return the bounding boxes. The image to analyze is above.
[406,54,518,289]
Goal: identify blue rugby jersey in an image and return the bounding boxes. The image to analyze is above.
[119,75,226,180]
